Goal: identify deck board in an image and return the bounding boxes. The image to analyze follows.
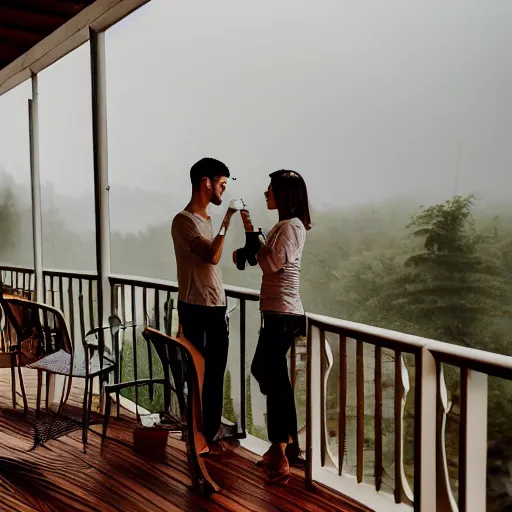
[0,369,370,512]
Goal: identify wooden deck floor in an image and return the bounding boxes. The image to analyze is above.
[0,369,369,512]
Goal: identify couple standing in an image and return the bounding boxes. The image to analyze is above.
[171,157,311,484]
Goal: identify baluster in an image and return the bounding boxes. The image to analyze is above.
[290,337,297,391]
[459,368,467,511]
[68,278,75,343]
[131,285,139,420]
[240,298,246,434]
[165,291,172,334]
[42,308,52,409]
[436,363,457,511]
[320,329,327,467]
[338,335,347,476]
[78,288,86,356]
[374,344,383,489]
[88,279,95,332]
[154,289,160,330]
[142,287,153,400]
[320,331,336,469]
[459,368,488,512]
[121,285,126,325]
[394,352,414,504]
[356,340,364,483]
[59,276,64,313]
[50,276,55,307]
[119,284,127,397]
[142,286,148,325]
[111,284,121,417]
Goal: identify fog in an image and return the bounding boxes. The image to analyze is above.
[0,0,511,282]
[1,0,511,237]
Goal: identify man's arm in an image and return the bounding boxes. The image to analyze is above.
[190,209,236,265]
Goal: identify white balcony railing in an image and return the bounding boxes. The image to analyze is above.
[2,265,511,512]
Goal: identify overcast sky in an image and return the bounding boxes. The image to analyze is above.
[0,0,511,222]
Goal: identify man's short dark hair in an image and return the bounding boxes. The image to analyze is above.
[190,158,230,190]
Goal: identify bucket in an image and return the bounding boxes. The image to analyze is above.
[133,427,169,457]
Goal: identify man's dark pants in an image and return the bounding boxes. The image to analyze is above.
[177,300,229,443]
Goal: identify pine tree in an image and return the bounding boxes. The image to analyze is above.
[388,194,505,346]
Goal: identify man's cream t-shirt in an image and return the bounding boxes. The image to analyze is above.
[171,210,226,307]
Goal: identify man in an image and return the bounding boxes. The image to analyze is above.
[171,157,241,451]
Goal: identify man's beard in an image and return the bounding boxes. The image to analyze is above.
[211,193,222,206]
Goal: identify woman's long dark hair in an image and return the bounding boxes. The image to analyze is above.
[269,170,312,230]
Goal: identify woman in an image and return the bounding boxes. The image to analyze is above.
[243,170,311,484]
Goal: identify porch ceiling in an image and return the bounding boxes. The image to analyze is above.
[0,1,95,72]
[0,0,150,97]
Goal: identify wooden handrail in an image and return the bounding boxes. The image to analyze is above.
[109,273,260,301]
[0,266,34,274]
[43,268,98,280]
[308,312,512,379]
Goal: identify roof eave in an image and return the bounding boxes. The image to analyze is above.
[0,0,150,97]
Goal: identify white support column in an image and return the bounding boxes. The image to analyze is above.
[90,30,111,346]
[29,73,61,408]
[28,73,43,300]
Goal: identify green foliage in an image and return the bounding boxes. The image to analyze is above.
[223,369,237,423]
[0,175,28,266]
[0,183,17,251]
[246,374,254,433]
[386,195,506,345]
[249,425,269,441]
[246,373,269,441]
[120,329,165,412]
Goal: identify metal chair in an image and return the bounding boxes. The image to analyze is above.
[0,294,131,451]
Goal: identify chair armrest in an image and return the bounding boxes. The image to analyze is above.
[105,378,166,394]
[85,320,136,350]
[85,322,136,338]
